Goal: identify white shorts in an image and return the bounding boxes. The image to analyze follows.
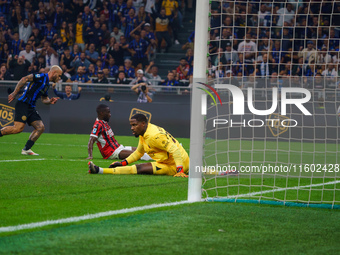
[108,145,131,160]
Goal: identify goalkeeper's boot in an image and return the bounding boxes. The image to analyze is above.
[21,149,39,156]
[88,161,99,174]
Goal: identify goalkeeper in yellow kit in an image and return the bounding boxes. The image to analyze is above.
[88,114,189,177]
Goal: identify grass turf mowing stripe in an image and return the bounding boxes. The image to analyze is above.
[0,201,192,233]
[2,180,339,233]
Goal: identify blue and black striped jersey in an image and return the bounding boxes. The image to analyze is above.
[18,73,50,108]
[129,39,149,59]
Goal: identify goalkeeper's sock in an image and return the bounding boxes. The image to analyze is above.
[141,153,152,161]
[103,165,137,175]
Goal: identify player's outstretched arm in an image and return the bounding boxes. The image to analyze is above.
[87,136,97,159]
[8,74,33,103]
[41,96,60,105]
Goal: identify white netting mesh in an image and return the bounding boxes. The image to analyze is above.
[201,1,340,207]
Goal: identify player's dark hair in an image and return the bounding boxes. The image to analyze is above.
[96,104,109,114]
[131,114,148,123]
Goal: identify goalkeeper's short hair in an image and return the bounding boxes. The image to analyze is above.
[131,114,148,123]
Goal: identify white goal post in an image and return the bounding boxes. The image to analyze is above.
[188,0,210,202]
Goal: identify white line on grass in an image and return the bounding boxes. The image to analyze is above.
[0,158,47,162]
[0,141,87,147]
[0,201,193,233]
[226,180,340,199]
[2,180,339,233]
[0,159,83,163]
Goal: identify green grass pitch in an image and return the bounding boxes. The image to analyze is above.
[0,132,339,254]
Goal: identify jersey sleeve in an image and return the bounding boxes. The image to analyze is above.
[33,73,42,82]
[125,136,145,164]
[90,122,102,138]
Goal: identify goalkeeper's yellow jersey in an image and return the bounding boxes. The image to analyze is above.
[126,123,189,167]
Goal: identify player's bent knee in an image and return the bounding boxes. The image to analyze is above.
[37,124,45,133]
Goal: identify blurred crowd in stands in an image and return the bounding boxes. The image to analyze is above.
[1,0,340,97]
[0,0,194,90]
[208,0,340,92]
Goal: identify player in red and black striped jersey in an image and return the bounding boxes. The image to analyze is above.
[89,117,121,159]
[87,104,151,161]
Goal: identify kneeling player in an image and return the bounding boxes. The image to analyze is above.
[88,113,189,177]
[87,104,151,161]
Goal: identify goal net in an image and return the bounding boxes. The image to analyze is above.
[190,0,340,208]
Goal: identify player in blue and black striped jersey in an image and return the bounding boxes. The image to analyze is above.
[0,65,62,155]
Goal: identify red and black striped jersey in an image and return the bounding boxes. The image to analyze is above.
[90,118,120,159]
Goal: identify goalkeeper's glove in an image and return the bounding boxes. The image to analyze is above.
[173,165,188,178]
[109,159,128,168]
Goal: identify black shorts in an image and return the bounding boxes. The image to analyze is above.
[14,100,42,125]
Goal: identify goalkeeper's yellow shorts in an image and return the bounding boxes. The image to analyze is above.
[151,157,190,176]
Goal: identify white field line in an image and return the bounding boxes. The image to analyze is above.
[0,159,83,163]
[0,201,192,233]
[226,180,340,199]
[1,180,339,233]
[0,141,87,147]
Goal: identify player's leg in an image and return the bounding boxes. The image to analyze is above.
[117,146,136,159]
[0,121,25,137]
[88,162,154,175]
[28,120,45,142]
[103,162,154,175]
[22,120,45,155]
[151,162,177,176]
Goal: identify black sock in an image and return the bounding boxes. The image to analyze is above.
[24,140,35,150]
[0,131,3,137]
